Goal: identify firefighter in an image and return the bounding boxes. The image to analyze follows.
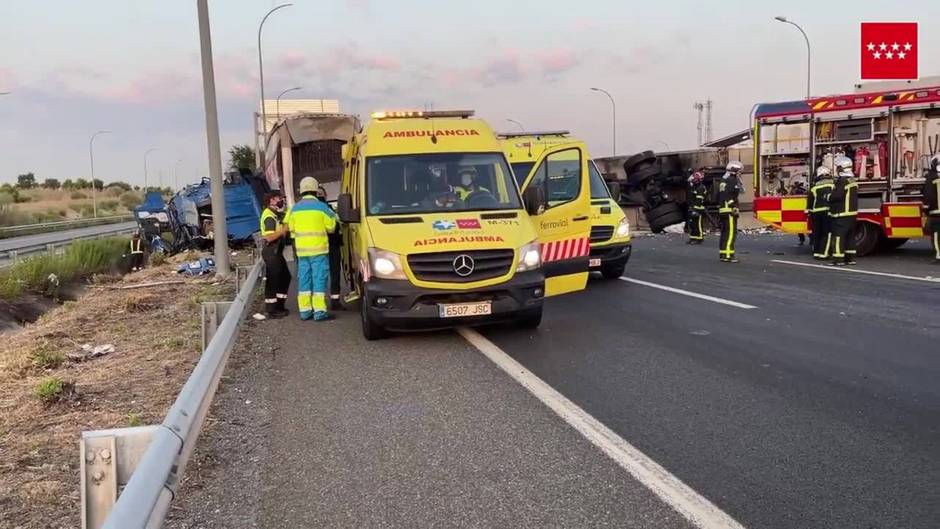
[127,231,145,272]
[828,156,859,266]
[687,171,706,244]
[791,180,808,246]
[807,166,835,260]
[923,154,940,263]
[259,192,291,318]
[717,161,743,262]
[316,185,344,310]
[285,177,338,321]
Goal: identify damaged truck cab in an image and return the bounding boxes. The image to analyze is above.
[338,111,594,339]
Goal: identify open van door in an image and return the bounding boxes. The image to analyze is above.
[520,142,591,296]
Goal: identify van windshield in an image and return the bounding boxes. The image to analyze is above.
[366,152,523,215]
[589,161,612,199]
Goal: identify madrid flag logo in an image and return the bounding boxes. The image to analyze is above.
[860,22,918,80]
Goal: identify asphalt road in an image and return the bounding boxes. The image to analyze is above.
[0,220,137,255]
[173,232,939,528]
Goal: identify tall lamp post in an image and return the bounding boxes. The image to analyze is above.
[506,118,525,133]
[89,130,111,218]
[774,16,811,98]
[257,3,293,143]
[590,87,617,156]
[276,86,302,120]
[144,147,158,191]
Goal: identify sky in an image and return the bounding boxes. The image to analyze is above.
[1,0,938,186]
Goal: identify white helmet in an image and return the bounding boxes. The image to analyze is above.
[299,176,319,194]
[930,153,940,171]
[726,161,743,174]
[834,156,854,177]
[815,166,831,178]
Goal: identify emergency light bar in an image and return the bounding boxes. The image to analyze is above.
[497,130,570,138]
[371,110,475,119]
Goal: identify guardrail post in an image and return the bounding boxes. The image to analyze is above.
[9,250,17,263]
[201,301,233,351]
[80,426,158,529]
[46,243,56,255]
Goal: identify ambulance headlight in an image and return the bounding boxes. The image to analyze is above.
[516,240,541,272]
[616,218,630,238]
[368,248,407,280]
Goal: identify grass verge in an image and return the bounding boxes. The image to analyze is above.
[0,237,129,299]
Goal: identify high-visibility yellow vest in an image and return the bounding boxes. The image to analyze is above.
[260,207,281,236]
[130,239,144,255]
[285,196,337,257]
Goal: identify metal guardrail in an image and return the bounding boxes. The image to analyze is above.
[0,215,132,238]
[80,260,263,529]
[0,224,139,268]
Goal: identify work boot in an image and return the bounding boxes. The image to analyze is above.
[275,298,290,315]
[313,313,335,322]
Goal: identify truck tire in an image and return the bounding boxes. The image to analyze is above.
[360,288,388,340]
[852,221,881,257]
[646,202,685,233]
[623,151,656,173]
[517,307,543,329]
[628,162,662,186]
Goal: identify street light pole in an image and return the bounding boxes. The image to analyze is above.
[775,16,811,98]
[89,130,111,218]
[276,86,302,120]
[197,0,230,277]
[506,118,525,133]
[144,147,158,191]
[257,3,293,146]
[590,87,617,156]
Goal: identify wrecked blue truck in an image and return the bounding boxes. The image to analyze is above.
[165,172,267,251]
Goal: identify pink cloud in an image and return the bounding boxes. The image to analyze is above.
[474,49,525,86]
[536,49,579,75]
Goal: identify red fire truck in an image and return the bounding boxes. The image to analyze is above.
[752,78,940,255]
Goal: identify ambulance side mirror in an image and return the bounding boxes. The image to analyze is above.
[523,186,546,216]
[337,193,359,223]
[607,181,622,203]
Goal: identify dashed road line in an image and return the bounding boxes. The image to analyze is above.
[457,327,748,529]
[771,259,940,283]
[619,277,758,309]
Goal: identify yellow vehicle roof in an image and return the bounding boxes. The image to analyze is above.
[361,117,503,157]
[498,132,579,164]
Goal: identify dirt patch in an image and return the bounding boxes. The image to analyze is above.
[0,293,58,332]
[0,254,242,529]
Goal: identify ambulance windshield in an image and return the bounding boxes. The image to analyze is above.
[366,152,523,215]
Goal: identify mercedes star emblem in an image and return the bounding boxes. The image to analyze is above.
[452,254,475,277]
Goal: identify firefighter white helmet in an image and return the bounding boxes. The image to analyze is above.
[726,161,743,173]
[815,166,831,178]
[834,156,854,177]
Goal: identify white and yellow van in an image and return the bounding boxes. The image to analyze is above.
[499,131,631,279]
[337,111,595,339]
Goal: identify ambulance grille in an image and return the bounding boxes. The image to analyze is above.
[590,226,614,243]
[407,249,515,283]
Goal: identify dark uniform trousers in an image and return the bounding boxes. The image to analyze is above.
[327,233,342,308]
[829,215,857,263]
[810,212,831,257]
[688,213,704,241]
[930,216,940,261]
[719,213,737,260]
[262,243,291,312]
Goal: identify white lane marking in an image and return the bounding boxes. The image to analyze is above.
[457,327,747,529]
[619,277,757,310]
[771,259,940,283]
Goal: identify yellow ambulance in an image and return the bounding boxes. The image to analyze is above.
[337,111,595,339]
[499,131,631,279]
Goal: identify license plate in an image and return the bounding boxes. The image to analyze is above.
[589,258,602,267]
[438,301,492,318]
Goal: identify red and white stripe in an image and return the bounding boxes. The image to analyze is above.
[541,237,590,263]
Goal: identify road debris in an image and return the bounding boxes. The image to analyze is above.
[66,343,115,362]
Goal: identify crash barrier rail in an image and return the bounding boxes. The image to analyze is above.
[80,259,263,529]
[0,223,138,267]
[0,215,133,240]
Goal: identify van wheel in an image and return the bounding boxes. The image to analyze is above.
[517,307,543,329]
[359,290,388,340]
[601,264,625,279]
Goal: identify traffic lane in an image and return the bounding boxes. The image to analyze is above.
[480,275,940,528]
[0,220,137,252]
[259,309,694,529]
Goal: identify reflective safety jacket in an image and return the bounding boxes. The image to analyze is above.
[455,185,490,200]
[285,194,338,257]
[690,183,706,211]
[717,175,741,214]
[260,207,285,251]
[828,177,858,217]
[129,238,144,255]
[923,171,940,215]
[806,177,834,213]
